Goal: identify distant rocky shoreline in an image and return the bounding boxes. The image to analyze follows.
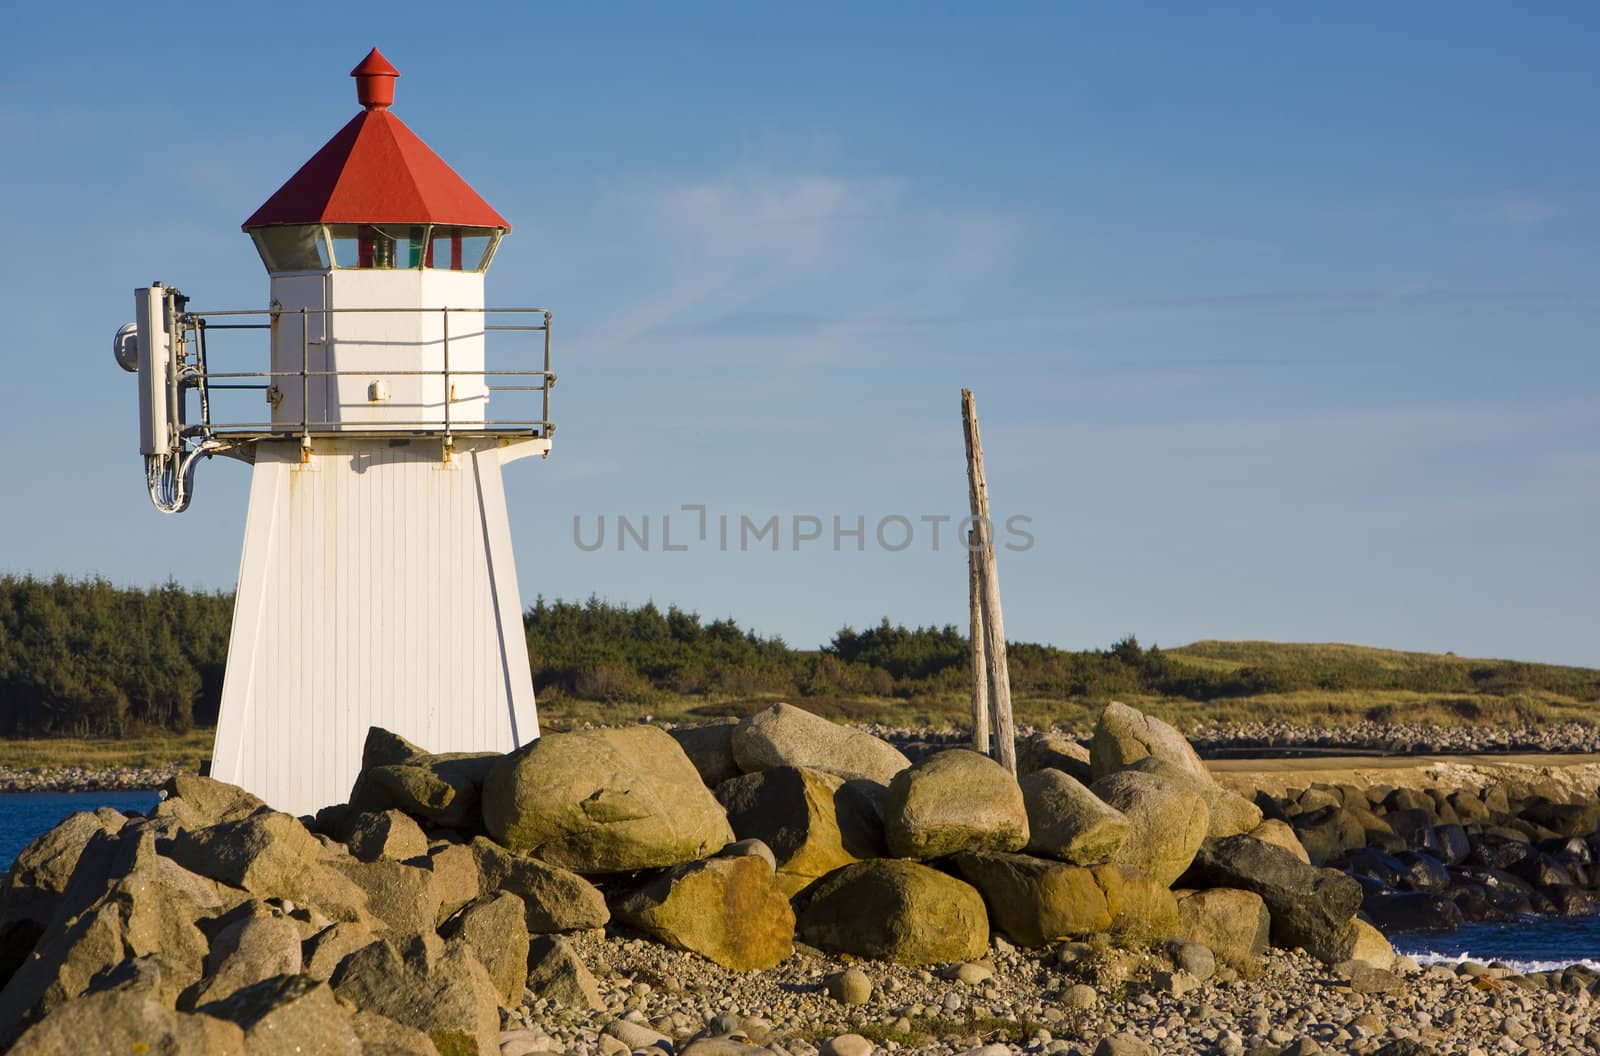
[5,718,1599,797]
[0,765,183,795]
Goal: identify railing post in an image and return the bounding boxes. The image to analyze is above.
[542,310,552,436]
[442,307,452,461]
[299,307,310,461]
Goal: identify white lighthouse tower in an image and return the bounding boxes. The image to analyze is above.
[115,50,551,816]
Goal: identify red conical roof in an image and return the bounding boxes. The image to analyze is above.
[242,50,509,232]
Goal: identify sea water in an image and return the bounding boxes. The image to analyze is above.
[1392,918,1600,974]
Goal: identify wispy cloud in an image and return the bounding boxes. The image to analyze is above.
[572,162,1024,359]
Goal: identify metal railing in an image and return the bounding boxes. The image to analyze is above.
[170,304,555,451]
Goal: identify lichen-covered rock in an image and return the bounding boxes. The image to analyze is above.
[1017,732,1093,784]
[730,703,910,784]
[793,860,989,965]
[326,858,440,937]
[468,838,609,933]
[884,749,1028,859]
[302,920,377,981]
[0,832,221,1046]
[439,893,530,1006]
[1248,819,1311,863]
[1090,771,1210,886]
[1126,757,1262,838]
[196,973,362,1055]
[613,854,794,970]
[481,726,735,872]
[154,775,266,832]
[715,766,884,896]
[1091,863,1181,944]
[1021,769,1130,865]
[347,810,430,863]
[526,935,603,1011]
[167,812,369,922]
[188,908,304,1007]
[1175,887,1271,967]
[0,809,127,983]
[953,851,1111,946]
[9,986,246,1056]
[349,728,499,831]
[425,843,482,925]
[1090,701,1209,782]
[330,939,501,1056]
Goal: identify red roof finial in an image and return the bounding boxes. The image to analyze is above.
[351,48,400,111]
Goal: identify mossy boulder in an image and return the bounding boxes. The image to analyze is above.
[481,726,734,872]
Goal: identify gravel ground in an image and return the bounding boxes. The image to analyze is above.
[498,929,1600,1056]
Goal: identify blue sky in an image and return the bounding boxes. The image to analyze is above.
[1,4,1595,664]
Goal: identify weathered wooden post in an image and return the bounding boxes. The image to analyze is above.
[968,535,990,755]
[961,389,1017,774]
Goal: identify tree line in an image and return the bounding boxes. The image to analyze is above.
[0,576,1594,738]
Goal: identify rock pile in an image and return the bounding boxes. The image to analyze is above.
[1264,776,1600,932]
[0,702,1400,1054]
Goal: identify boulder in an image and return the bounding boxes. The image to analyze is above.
[0,809,127,981]
[349,728,499,831]
[1090,771,1209,886]
[481,726,735,872]
[884,749,1028,859]
[352,1011,443,1056]
[330,939,501,1056]
[1361,892,1464,934]
[1091,863,1180,944]
[730,703,910,783]
[167,812,368,921]
[347,810,431,863]
[439,894,530,1006]
[1089,701,1209,782]
[613,854,794,970]
[154,775,267,831]
[303,920,378,981]
[952,851,1110,946]
[793,859,988,965]
[1020,769,1129,865]
[526,935,603,1010]
[1174,888,1271,967]
[1125,757,1261,838]
[0,833,223,1046]
[1181,834,1363,959]
[1017,732,1093,783]
[189,910,304,1007]
[426,843,482,925]
[326,858,440,937]
[197,973,362,1055]
[715,766,884,895]
[468,838,609,933]
[1313,917,1396,970]
[10,986,246,1056]
[670,721,741,787]
[1248,819,1310,864]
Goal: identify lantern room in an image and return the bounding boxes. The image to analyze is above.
[241,48,510,433]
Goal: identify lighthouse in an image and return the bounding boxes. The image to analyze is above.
[114,50,552,816]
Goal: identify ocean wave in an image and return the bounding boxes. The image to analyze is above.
[1407,950,1600,975]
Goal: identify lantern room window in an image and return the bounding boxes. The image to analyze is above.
[250,226,330,272]
[323,224,501,271]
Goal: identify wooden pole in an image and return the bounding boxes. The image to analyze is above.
[961,389,1016,774]
[968,533,990,755]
